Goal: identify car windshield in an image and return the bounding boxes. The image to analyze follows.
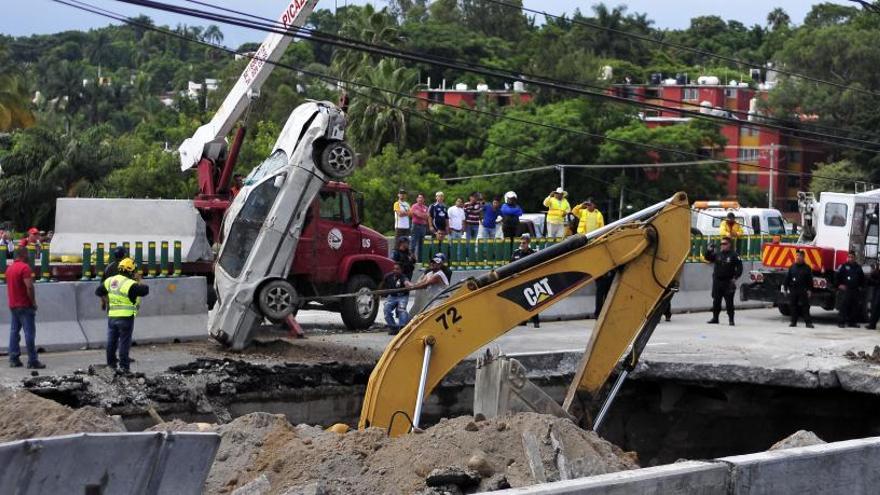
[218,152,287,278]
[245,149,289,185]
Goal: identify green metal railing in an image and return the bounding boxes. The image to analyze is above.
[416,234,802,271]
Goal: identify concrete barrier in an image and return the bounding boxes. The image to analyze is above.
[52,198,214,262]
[412,262,768,322]
[0,431,219,495]
[0,277,209,352]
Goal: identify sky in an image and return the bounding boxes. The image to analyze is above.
[2,0,855,48]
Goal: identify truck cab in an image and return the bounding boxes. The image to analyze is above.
[691,202,787,236]
[291,181,393,329]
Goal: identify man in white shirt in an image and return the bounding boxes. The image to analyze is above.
[447,197,466,263]
[393,189,411,240]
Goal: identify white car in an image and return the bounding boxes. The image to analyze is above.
[209,101,356,350]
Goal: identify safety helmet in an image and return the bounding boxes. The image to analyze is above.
[504,191,517,201]
[431,253,447,264]
[118,257,136,274]
[112,246,128,259]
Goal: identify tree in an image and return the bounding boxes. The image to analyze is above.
[0,74,35,132]
[460,0,528,41]
[202,25,224,45]
[810,160,864,194]
[345,59,418,156]
[767,8,791,31]
[331,5,402,82]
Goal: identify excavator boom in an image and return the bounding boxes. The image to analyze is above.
[359,192,690,436]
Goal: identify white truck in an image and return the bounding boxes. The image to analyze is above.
[691,201,788,236]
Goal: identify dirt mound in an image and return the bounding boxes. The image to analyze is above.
[176,412,637,494]
[0,387,124,442]
[768,430,826,451]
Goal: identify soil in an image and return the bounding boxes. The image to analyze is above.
[0,387,124,442]
[151,412,639,495]
[768,430,826,451]
[187,338,382,365]
[844,346,880,365]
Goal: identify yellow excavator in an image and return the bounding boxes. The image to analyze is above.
[358,192,690,436]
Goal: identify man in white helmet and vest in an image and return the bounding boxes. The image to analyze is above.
[94,257,150,373]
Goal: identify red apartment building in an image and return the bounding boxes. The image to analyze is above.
[416,81,533,109]
[611,76,824,215]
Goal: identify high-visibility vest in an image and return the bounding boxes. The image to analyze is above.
[573,206,605,234]
[719,220,743,238]
[543,196,570,224]
[104,274,137,318]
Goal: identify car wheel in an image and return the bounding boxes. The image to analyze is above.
[318,140,356,179]
[340,274,378,330]
[257,279,298,321]
[777,303,791,317]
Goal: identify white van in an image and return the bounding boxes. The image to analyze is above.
[692,206,788,236]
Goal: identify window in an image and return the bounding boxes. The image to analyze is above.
[824,202,848,227]
[341,192,353,224]
[724,88,737,98]
[737,173,758,185]
[645,88,660,98]
[683,88,699,101]
[787,150,802,163]
[787,175,801,188]
[767,217,785,235]
[712,216,745,228]
[428,91,443,103]
[737,148,759,162]
[319,190,343,221]
[218,172,283,278]
[645,110,660,117]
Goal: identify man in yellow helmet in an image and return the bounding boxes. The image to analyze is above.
[94,257,150,373]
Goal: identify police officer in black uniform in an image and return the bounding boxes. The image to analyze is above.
[704,236,743,326]
[784,250,814,328]
[867,262,880,330]
[835,250,865,328]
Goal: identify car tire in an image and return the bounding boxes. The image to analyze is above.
[777,303,791,317]
[318,140,356,179]
[256,279,298,321]
[340,274,378,330]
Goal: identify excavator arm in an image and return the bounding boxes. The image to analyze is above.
[359,192,690,436]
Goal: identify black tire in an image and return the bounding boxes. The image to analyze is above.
[340,274,378,330]
[256,279,298,321]
[777,303,791,317]
[317,140,356,179]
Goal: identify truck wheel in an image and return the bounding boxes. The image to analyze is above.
[777,303,791,317]
[318,141,356,179]
[257,279,298,321]
[341,274,378,330]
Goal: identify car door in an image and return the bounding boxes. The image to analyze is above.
[313,189,360,283]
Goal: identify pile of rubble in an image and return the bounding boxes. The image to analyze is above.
[151,412,639,495]
[844,346,880,365]
[0,387,124,442]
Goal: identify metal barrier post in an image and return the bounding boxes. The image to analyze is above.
[81,243,92,280]
[0,242,6,284]
[95,242,105,280]
[158,241,169,277]
[40,243,50,282]
[134,241,144,275]
[27,244,36,274]
[173,240,182,276]
[109,242,118,261]
[122,241,130,258]
[147,241,157,278]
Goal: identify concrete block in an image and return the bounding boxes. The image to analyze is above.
[490,461,728,494]
[52,198,214,262]
[0,431,218,495]
[720,436,880,495]
[0,283,87,352]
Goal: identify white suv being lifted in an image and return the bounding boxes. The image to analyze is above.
[209,101,356,350]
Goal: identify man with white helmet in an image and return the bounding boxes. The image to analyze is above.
[543,187,571,239]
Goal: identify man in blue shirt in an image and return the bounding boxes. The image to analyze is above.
[428,191,449,242]
[480,196,501,239]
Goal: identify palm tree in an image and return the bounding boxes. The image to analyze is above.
[203,25,224,45]
[346,59,417,155]
[332,5,402,82]
[0,74,35,132]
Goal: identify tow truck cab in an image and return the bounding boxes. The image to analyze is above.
[290,181,394,328]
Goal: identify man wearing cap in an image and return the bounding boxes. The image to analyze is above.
[510,235,540,328]
[95,257,150,373]
[835,250,864,328]
[719,212,744,239]
[6,246,45,369]
[19,227,42,257]
[784,250,814,328]
[543,188,571,239]
[413,253,452,313]
[572,198,605,235]
[393,189,412,240]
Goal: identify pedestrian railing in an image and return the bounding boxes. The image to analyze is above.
[412,233,802,271]
[0,240,184,283]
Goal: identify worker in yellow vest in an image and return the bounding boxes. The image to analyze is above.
[543,187,571,239]
[719,212,744,239]
[572,197,605,234]
[94,258,150,374]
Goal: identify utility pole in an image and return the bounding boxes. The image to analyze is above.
[558,165,565,191]
[618,170,625,220]
[768,143,775,209]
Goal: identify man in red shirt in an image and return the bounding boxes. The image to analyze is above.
[6,246,44,368]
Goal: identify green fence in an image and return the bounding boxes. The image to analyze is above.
[416,234,801,271]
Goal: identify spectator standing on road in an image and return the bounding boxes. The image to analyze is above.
[0,230,14,258]
[543,188,571,239]
[393,189,412,240]
[19,227,42,256]
[95,258,150,373]
[867,262,880,330]
[410,193,429,260]
[6,246,44,369]
[572,198,605,235]
[480,196,501,239]
[835,250,864,328]
[719,212,744,239]
[382,262,413,335]
[447,198,466,261]
[413,253,452,313]
[704,236,743,326]
[428,191,449,243]
[391,237,416,280]
[784,250,814,328]
[501,191,523,243]
[510,234,540,328]
[464,193,483,256]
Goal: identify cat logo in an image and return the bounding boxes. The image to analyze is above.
[498,271,590,311]
[523,277,554,307]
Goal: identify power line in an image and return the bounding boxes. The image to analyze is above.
[442,160,721,181]
[106,0,880,154]
[52,0,828,235]
[484,0,880,100]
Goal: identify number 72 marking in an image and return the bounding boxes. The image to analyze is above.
[435,306,463,330]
